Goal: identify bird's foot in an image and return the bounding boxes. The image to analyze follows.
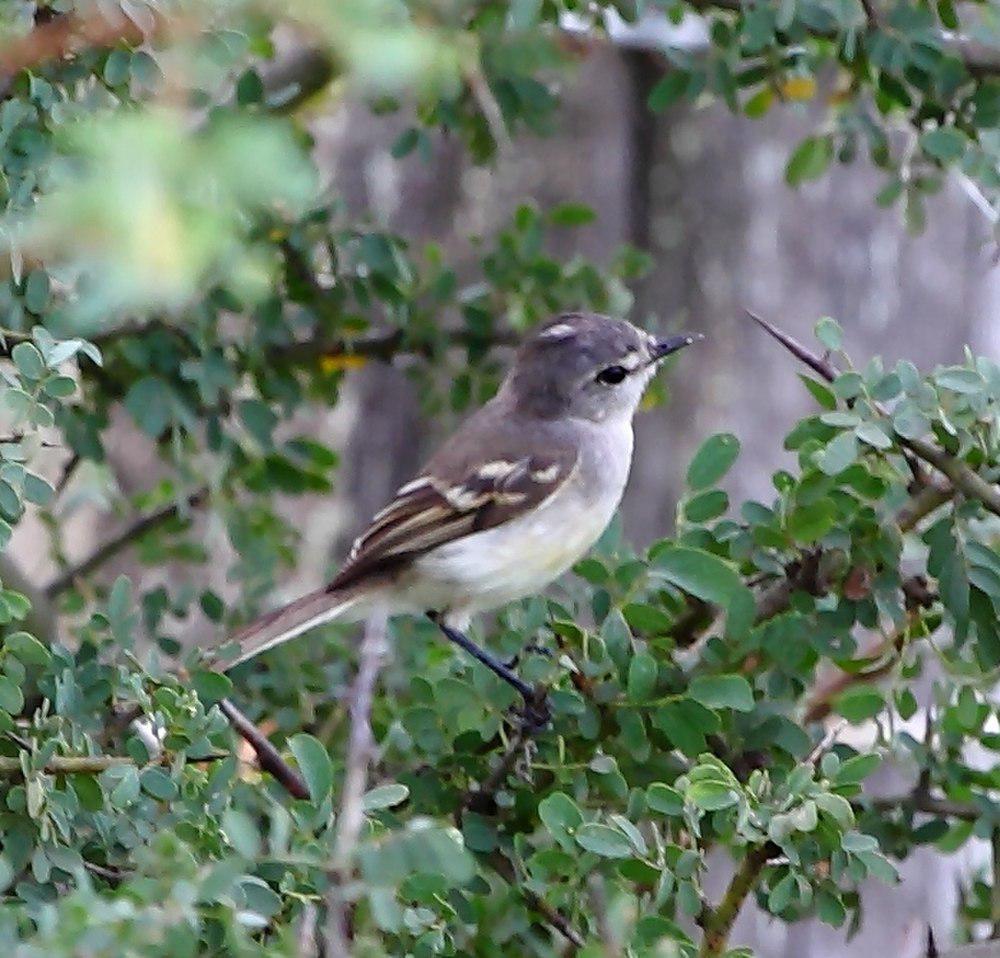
[503,643,553,670]
[517,684,551,734]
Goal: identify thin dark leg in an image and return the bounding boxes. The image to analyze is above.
[428,613,550,729]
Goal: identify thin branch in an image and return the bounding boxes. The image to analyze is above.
[326,614,389,954]
[522,887,586,949]
[697,844,772,957]
[867,788,981,823]
[44,486,208,599]
[0,750,232,775]
[218,698,309,800]
[0,754,133,774]
[747,310,1000,519]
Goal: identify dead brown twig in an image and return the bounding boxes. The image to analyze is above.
[746,309,1000,519]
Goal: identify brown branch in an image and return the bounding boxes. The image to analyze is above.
[747,310,1000,519]
[218,698,309,800]
[697,844,772,957]
[326,615,389,952]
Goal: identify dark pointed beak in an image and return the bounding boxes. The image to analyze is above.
[650,332,703,361]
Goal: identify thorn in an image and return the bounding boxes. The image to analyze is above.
[744,308,837,384]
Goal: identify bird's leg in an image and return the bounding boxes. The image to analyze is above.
[428,612,550,730]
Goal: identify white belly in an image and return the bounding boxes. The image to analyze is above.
[392,418,633,622]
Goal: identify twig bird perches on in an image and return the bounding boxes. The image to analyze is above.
[213,312,700,736]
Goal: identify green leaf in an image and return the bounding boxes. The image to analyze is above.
[799,374,837,410]
[818,431,858,475]
[841,831,879,853]
[108,766,140,808]
[921,127,966,163]
[651,546,744,606]
[140,767,178,801]
[935,367,983,394]
[12,342,44,380]
[768,873,795,913]
[362,783,410,811]
[548,202,596,227]
[289,733,333,803]
[653,699,719,756]
[687,780,739,811]
[686,433,741,489]
[23,472,54,506]
[238,400,277,448]
[855,421,892,450]
[786,135,833,185]
[689,674,754,712]
[623,603,672,634]
[0,676,23,714]
[192,670,233,705]
[627,651,658,701]
[23,270,49,313]
[107,574,135,645]
[646,783,684,816]
[834,687,884,723]
[816,888,847,926]
[539,792,583,850]
[814,792,855,829]
[124,377,173,437]
[575,823,634,858]
[683,489,729,522]
[893,401,930,440]
[647,72,690,111]
[787,500,836,543]
[4,631,50,666]
[222,807,262,858]
[815,316,842,351]
[833,753,881,786]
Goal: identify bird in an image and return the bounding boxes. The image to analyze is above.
[215,311,700,723]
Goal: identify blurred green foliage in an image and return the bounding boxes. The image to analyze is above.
[0,0,997,955]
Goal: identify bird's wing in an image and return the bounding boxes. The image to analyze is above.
[330,448,577,591]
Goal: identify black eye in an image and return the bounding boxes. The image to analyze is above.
[596,365,628,385]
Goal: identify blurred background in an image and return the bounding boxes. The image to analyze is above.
[4,4,1000,955]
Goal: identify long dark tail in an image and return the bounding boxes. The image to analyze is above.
[219,586,360,670]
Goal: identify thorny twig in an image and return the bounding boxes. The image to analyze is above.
[219,698,309,800]
[746,309,1000,518]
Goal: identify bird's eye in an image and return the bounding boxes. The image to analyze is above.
[596,365,628,386]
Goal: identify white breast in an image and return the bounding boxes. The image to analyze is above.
[395,418,635,622]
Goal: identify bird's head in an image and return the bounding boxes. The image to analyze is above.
[505,312,702,422]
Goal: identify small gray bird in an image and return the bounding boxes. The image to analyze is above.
[218,312,699,717]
